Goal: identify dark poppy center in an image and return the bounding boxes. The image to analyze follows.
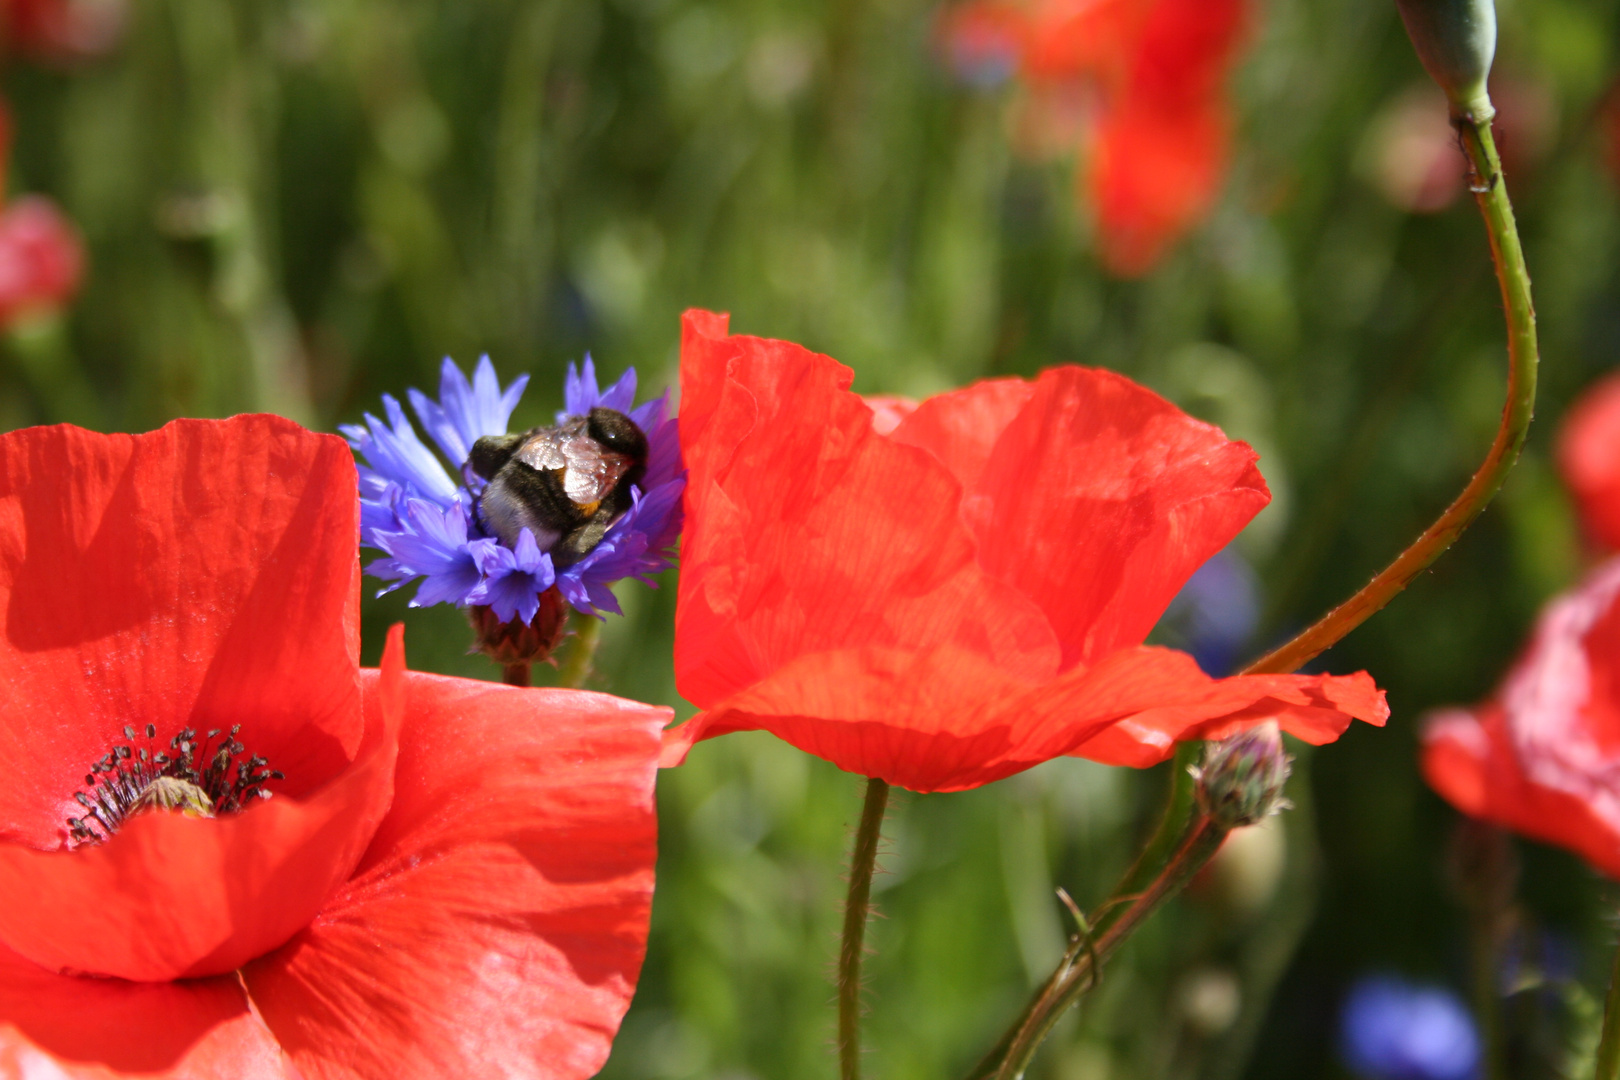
[66,723,283,847]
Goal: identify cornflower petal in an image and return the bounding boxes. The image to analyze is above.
[467,531,556,624]
[562,356,601,418]
[351,396,459,509]
[411,356,530,466]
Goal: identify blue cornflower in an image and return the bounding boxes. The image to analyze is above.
[343,355,684,623]
[1158,546,1260,677]
[1339,976,1481,1080]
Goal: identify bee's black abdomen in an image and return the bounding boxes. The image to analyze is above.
[554,504,619,568]
[466,432,528,480]
[495,461,586,528]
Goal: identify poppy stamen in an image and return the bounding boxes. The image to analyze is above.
[65,723,283,847]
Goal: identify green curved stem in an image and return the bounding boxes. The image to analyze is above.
[839,777,891,1080]
[1244,111,1537,677]
[965,745,1200,1078]
[972,813,1230,1080]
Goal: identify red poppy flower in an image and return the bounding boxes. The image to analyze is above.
[1423,559,1620,880]
[0,195,83,323]
[1558,371,1620,552]
[0,103,84,327]
[1,0,123,60]
[939,0,1246,275]
[0,415,665,1078]
[661,310,1387,792]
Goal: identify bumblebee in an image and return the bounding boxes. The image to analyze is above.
[467,406,649,567]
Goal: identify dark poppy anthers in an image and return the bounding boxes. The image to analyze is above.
[0,415,666,1080]
[662,310,1387,793]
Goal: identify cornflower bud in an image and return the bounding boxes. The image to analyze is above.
[1395,0,1496,121]
[1193,722,1292,829]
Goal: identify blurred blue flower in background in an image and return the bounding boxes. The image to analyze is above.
[1339,975,1481,1080]
[1159,546,1261,676]
[344,356,684,622]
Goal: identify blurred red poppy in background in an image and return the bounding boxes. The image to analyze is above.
[1,0,123,60]
[938,0,1247,276]
[0,415,664,1079]
[662,310,1386,792]
[1559,371,1620,553]
[1423,558,1620,881]
[0,103,82,328]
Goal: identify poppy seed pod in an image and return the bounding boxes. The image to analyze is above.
[1395,0,1496,120]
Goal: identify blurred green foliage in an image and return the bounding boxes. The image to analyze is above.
[11,0,1620,1075]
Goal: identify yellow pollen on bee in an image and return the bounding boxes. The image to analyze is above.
[577,499,602,516]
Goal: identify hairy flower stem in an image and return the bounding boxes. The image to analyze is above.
[970,812,1231,1080]
[839,776,890,1080]
[501,662,530,687]
[965,744,1201,1077]
[558,614,602,689]
[1598,936,1620,1080]
[1244,111,1536,677]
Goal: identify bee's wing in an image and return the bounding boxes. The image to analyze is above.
[513,425,571,472]
[559,435,631,506]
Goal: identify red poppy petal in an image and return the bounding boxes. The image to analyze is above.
[965,367,1269,668]
[1023,0,1147,84]
[0,627,402,982]
[1423,705,1620,881]
[1558,371,1620,551]
[0,415,363,849]
[676,310,1060,707]
[1092,100,1228,276]
[0,940,290,1079]
[0,196,84,324]
[241,668,668,1080]
[864,394,920,437]
[1087,0,1245,275]
[1064,650,1389,767]
[887,376,1036,492]
[667,645,1384,790]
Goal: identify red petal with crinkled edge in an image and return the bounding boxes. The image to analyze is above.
[1558,371,1620,551]
[1063,650,1388,767]
[1424,705,1620,881]
[676,311,1061,708]
[670,311,1381,788]
[662,644,1384,792]
[0,626,402,982]
[0,415,363,849]
[0,940,291,1079]
[242,666,668,1080]
[951,366,1266,668]
[1421,559,1620,880]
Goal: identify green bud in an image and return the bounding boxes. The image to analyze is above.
[1395,0,1496,120]
[1192,723,1292,830]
